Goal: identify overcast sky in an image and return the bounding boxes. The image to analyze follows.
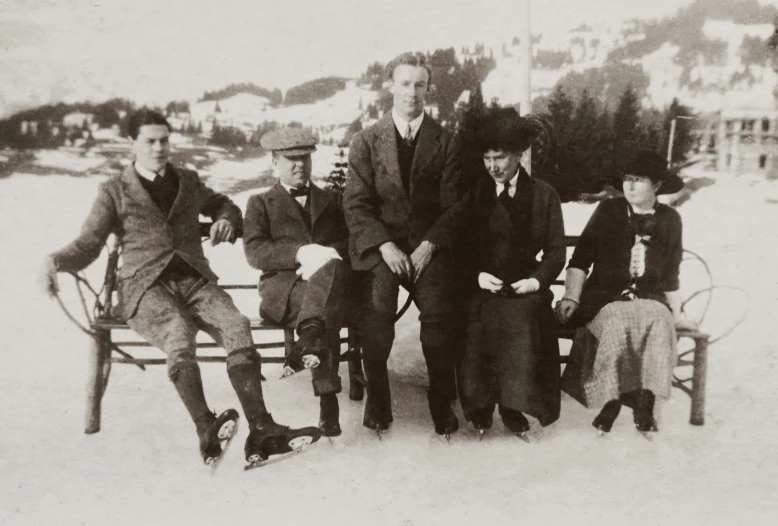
[1,0,775,114]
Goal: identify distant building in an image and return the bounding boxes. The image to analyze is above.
[696,104,778,172]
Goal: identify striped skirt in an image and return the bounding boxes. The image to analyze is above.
[561,299,677,408]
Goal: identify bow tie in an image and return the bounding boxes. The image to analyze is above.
[631,213,656,238]
[289,185,309,198]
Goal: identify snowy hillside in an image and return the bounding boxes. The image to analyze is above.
[480,9,778,112]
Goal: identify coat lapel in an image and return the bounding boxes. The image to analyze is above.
[121,164,166,221]
[166,165,188,222]
[270,181,309,232]
[409,115,441,198]
[309,183,331,231]
[376,114,411,211]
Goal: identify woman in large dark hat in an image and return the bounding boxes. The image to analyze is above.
[555,148,695,437]
[458,108,567,440]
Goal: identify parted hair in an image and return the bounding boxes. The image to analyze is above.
[128,109,171,140]
[385,52,433,85]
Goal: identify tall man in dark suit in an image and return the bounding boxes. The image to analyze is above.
[344,53,468,437]
[243,128,350,437]
[40,110,320,468]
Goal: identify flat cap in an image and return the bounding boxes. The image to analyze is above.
[260,128,318,156]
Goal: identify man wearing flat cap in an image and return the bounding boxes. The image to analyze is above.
[243,127,350,437]
[343,52,468,438]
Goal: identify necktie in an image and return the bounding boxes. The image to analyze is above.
[498,183,512,204]
[404,123,413,147]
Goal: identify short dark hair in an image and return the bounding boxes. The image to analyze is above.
[385,52,432,85]
[127,109,171,140]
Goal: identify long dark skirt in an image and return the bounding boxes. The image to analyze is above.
[460,291,560,426]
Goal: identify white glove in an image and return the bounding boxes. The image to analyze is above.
[478,272,503,293]
[295,244,341,281]
[510,278,540,295]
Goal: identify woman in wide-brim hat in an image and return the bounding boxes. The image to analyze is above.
[458,107,567,439]
[555,148,696,437]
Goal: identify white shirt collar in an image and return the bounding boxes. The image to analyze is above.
[495,169,520,196]
[392,109,424,140]
[134,162,162,182]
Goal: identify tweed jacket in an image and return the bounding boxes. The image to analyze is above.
[242,181,349,322]
[343,113,467,270]
[50,164,242,320]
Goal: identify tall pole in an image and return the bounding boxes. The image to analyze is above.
[667,118,677,168]
[518,0,532,174]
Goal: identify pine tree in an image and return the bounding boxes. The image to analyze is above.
[324,148,348,193]
[570,89,602,192]
[612,84,641,150]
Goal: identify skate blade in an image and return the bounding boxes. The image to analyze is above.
[597,429,608,438]
[207,418,239,476]
[478,430,488,442]
[444,433,451,445]
[279,366,297,379]
[244,438,321,471]
[515,432,531,444]
[375,429,384,441]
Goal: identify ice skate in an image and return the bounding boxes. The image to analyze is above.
[244,416,322,470]
[593,400,622,437]
[499,405,530,443]
[471,408,493,441]
[430,395,458,444]
[196,409,240,474]
[434,413,459,444]
[363,413,390,440]
[319,394,341,443]
[280,332,328,379]
[633,390,658,441]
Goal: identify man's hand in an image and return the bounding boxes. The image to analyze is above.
[510,278,540,295]
[409,240,437,283]
[40,256,59,297]
[379,241,412,281]
[478,272,504,293]
[209,218,235,246]
[554,298,579,324]
[296,244,341,280]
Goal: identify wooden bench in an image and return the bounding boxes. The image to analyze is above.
[554,236,711,426]
[73,230,711,435]
[78,225,368,435]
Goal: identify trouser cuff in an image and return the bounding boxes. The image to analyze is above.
[313,376,342,396]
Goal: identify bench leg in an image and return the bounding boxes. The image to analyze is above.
[347,329,365,402]
[690,337,709,426]
[85,329,109,434]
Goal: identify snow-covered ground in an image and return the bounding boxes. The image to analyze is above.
[1,162,776,526]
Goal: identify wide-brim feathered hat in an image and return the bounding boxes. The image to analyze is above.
[615,148,685,195]
[474,107,541,154]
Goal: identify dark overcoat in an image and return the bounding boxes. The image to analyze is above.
[242,181,349,322]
